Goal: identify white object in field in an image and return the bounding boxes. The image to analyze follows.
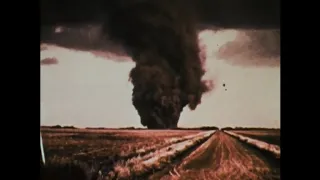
[40,132,46,164]
[40,102,46,164]
[225,131,280,158]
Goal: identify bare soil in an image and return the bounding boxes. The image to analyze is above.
[232,130,280,146]
[41,128,202,162]
[158,131,280,180]
[40,129,280,180]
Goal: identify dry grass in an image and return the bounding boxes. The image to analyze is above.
[40,128,203,179]
[41,128,202,162]
[105,131,216,179]
[232,130,280,136]
[225,131,280,158]
[160,131,280,180]
[41,129,280,180]
[231,130,280,146]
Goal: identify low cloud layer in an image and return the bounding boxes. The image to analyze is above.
[216,30,280,67]
[41,27,280,68]
[41,25,129,60]
[41,0,280,66]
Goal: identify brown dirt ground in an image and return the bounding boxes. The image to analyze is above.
[157,131,280,180]
[232,130,280,146]
[41,128,202,162]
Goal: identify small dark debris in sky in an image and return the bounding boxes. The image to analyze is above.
[225,89,227,91]
[223,83,225,87]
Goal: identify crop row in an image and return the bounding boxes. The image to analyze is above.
[224,131,280,158]
[104,130,216,180]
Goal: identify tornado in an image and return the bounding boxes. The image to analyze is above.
[103,0,212,129]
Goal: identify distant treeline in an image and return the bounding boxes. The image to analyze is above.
[221,127,280,131]
[41,126,146,130]
[111,126,220,130]
[41,125,78,129]
[174,126,219,130]
[84,126,220,130]
[85,127,112,130]
[84,127,146,130]
[41,125,278,131]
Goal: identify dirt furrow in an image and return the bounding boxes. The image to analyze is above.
[157,131,280,180]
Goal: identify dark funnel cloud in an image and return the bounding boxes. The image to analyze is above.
[103,0,213,129]
[40,0,279,129]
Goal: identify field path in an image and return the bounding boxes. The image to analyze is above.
[154,131,280,180]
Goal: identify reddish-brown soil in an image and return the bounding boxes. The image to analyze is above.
[40,129,280,180]
[41,128,202,162]
[232,130,280,146]
[156,131,280,180]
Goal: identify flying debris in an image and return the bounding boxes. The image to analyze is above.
[222,83,227,91]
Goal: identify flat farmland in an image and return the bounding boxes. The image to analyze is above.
[40,129,280,180]
[41,128,202,163]
[153,131,280,180]
[231,130,280,146]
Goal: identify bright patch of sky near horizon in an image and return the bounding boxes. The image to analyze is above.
[40,30,280,128]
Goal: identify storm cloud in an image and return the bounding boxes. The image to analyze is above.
[40,0,280,129]
[216,30,280,67]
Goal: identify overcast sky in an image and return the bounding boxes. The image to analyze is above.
[40,29,280,128]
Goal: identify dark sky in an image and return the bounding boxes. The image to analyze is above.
[40,0,280,28]
[40,0,280,66]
